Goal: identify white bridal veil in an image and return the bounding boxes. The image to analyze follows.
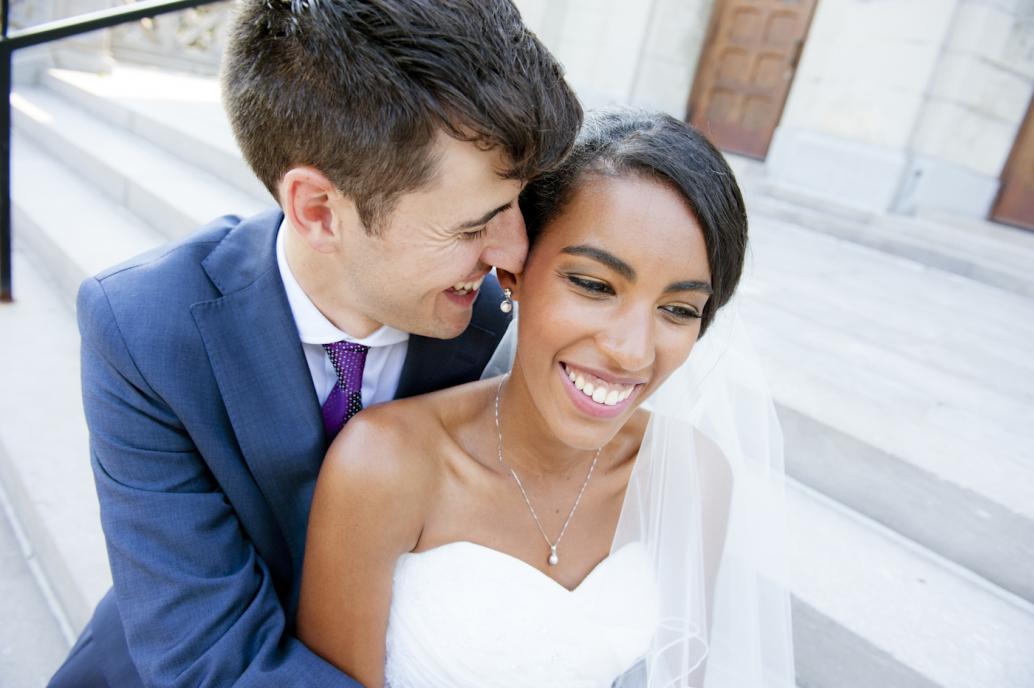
[483,302,796,688]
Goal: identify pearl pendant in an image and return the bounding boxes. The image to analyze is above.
[548,545,559,566]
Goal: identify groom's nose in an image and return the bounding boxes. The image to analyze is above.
[480,206,528,275]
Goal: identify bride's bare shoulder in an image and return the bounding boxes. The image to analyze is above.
[318,378,499,500]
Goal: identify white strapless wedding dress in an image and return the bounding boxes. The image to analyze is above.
[384,541,660,688]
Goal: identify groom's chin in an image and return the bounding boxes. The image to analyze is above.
[413,308,473,341]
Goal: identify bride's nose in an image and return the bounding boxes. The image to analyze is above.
[594,305,655,373]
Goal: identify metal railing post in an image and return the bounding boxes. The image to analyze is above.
[1,0,11,303]
[0,0,224,303]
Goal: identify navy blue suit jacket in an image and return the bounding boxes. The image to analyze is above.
[58,209,511,687]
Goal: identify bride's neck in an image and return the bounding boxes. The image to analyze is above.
[493,364,599,478]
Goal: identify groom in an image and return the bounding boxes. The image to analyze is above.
[48,1,581,686]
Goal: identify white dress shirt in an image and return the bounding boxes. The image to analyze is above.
[276,220,409,408]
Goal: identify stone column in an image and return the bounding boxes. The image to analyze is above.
[765,0,1034,222]
[513,0,660,109]
[895,0,1034,218]
[627,0,715,117]
[766,0,962,214]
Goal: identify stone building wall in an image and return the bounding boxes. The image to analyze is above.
[904,0,1034,217]
[15,0,1034,223]
[769,0,1034,218]
[515,0,714,114]
[519,0,1034,223]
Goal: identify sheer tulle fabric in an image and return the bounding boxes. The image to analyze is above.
[484,303,796,688]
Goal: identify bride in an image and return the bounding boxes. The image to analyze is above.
[297,109,795,688]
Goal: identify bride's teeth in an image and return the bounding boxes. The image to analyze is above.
[566,364,640,406]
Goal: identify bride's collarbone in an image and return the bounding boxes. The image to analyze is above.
[418,463,626,588]
[412,385,646,589]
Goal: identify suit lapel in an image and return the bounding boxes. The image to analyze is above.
[191,210,324,568]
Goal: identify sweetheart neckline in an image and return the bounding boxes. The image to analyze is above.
[398,540,641,594]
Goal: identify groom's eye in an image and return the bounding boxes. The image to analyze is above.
[459,226,488,241]
[567,275,614,295]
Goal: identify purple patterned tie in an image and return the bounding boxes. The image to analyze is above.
[321,341,369,442]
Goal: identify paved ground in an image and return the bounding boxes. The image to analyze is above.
[0,485,69,687]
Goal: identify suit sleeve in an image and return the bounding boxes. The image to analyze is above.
[77,277,362,688]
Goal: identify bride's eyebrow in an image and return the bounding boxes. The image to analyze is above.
[664,280,712,295]
[562,244,711,294]
[561,245,635,280]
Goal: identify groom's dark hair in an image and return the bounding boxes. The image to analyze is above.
[222,0,582,232]
[520,109,748,336]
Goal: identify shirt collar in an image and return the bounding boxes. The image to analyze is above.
[276,219,410,348]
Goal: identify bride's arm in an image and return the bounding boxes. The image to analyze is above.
[298,403,433,688]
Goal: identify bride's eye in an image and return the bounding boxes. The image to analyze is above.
[660,304,701,322]
[567,275,614,295]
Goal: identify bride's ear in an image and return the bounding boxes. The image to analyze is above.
[495,269,521,301]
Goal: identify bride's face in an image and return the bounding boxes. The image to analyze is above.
[512,173,712,449]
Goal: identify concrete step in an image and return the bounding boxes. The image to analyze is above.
[12,134,165,307]
[742,216,1034,605]
[0,475,70,687]
[40,66,270,202]
[0,249,110,636]
[737,172,1034,300]
[7,130,171,637]
[11,83,267,243]
[789,480,1034,688]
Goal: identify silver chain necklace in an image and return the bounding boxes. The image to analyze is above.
[494,376,600,567]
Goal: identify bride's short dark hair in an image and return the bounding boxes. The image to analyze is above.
[520,109,747,335]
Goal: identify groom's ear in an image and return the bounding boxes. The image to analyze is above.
[279,166,359,253]
[496,268,520,300]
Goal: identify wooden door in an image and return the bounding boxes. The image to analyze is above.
[992,96,1034,231]
[688,0,818,159]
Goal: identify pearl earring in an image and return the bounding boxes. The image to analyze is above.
[499,288,513,314]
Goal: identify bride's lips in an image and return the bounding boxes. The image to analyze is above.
[557,362,644,419]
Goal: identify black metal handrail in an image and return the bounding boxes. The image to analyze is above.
[1,0,224,302]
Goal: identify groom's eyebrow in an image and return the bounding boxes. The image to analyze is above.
[561,245,635,280]
[452,201,514,231]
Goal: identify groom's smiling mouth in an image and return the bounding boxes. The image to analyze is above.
[447,274,486,296]
[443,273,488,307]
[560,362,645,409]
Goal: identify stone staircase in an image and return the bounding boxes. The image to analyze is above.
[5,63,1034,687]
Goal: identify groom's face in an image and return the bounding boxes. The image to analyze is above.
[331,135,528,339]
